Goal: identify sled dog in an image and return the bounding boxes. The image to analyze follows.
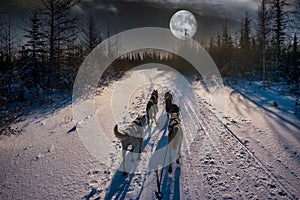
[146,89,158,125]
[167,108,183,174]
[164,91,173,112]
[114,115,146,175]
[164,91,180,117]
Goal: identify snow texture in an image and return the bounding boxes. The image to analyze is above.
[0,65,299,199]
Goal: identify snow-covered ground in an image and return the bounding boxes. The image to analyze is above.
[0,65,299,199]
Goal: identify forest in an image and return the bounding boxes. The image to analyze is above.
[0,0,299,105]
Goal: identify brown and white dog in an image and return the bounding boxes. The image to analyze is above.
[114,115,146,175]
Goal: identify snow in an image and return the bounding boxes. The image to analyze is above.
[0,65,299,199]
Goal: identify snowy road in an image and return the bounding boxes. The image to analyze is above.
[0,66,299,199]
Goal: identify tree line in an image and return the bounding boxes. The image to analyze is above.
[0,0,299,104]
[206,0,299,89]
[0,0,102,102]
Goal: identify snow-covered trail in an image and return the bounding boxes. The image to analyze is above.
[85,65,300,199]
[191,81,300,199]
[1,65,299,199]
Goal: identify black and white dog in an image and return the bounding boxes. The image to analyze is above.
[146,89,158,125]
[114,115,146,175]
[164,91,183,174]
[164,91,179,118]
[164,91,173,115]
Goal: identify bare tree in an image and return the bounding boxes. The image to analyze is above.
[38,0,79,87]
[82,12,102,53]
[0,13,17,96]
[0,14,15,70]
[0,11,5,64]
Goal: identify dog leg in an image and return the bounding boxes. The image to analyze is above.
[147,110,150,126]
[168,142,173,174]
[154,105,158,124]
[137,140,142,160]
[176,139,182,164]
[122,150,128,176]
[130,150,134,162]
[154,109,158,126]
[168,165,172,174]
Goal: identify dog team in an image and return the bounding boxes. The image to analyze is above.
[113,89,183,175]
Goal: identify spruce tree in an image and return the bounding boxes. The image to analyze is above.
[23,10,45,62]
[239,12,252,76]
[257,0,271,87]
[270,0,290,82]
[21,9,46,88]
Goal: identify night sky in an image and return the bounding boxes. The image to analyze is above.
[0,0,264,42]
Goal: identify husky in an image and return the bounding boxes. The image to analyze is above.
[146,89,158,125]
[114,115,146,175]
[167,109,183,174]
[164,91,179,118]
[164,91,173,107]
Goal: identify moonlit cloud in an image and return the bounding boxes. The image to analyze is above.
[1,0,258,21]
[78,0,119,14]
[95,4,118,14]
[117,0,259,21]
[0,0,266,41]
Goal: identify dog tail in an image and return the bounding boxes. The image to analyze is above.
[114,124,128,140]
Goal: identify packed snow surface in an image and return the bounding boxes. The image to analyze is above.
[1,65,299,199]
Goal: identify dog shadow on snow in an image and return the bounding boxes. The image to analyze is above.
[140,109,167,151]
[160,166,181,200]
[136,117,181,200]
[103,172,135,200]
[103,152,140,200]
[103,111,181,199]
[102,122,166,199]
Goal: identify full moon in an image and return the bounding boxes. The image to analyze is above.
[170,10,198,40]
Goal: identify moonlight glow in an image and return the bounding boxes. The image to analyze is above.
[170,10,198,40]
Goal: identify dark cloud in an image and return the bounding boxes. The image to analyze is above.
[78,0,259,21]
[74,0,258,39]
[0,0,260,41]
